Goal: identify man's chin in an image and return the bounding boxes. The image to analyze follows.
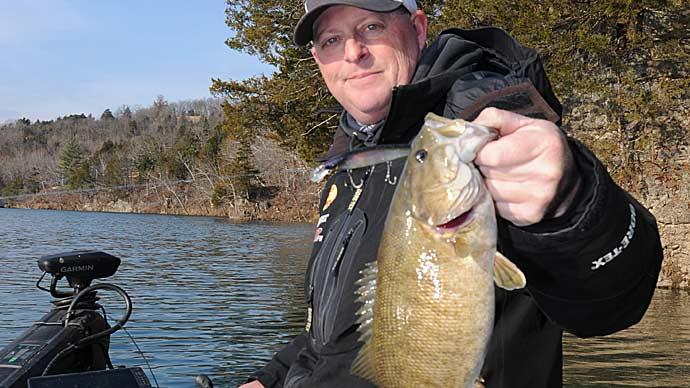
[343,98,391,124]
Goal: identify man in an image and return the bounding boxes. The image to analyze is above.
[241,1,663,387]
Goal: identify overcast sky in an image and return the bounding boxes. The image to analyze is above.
[0,0,275,122]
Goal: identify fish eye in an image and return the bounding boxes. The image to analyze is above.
[415,149,427,163]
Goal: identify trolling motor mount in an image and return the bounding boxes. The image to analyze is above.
[37,251,121,298]
[0,250,137,388]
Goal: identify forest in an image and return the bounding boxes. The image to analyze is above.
[0,96,316,220]
[1,0,687,226]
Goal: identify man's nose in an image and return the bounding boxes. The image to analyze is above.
[343,36,367,62]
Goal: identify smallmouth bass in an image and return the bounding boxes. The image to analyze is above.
[351,113,526,388]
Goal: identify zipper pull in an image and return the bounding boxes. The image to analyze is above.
[331,229,355,275]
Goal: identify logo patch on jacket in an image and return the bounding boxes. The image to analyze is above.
[314,228,324,243]
[591,204,636,270]
[314,214,329,242]
[323,184,338,210]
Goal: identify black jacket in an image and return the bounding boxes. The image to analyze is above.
[250,27,663,388]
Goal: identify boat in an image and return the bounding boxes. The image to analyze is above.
[0,250,214,388]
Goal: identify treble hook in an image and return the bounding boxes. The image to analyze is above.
[384,161,397,185]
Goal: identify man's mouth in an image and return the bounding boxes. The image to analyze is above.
[348,71,379,81]
[435,208,473,231]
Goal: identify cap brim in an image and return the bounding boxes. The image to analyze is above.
[293,0,406,46]
[294,5,331,46]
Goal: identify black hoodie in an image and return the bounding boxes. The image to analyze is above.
[249,28,663,388]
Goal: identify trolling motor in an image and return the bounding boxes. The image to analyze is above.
[0,251,151,388]
[37,250,121,299]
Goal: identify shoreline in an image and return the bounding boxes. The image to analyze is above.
[4,183,689,291]
[1,187,320,224]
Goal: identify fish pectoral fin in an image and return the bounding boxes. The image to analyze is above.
[493,251,527,290]
[351,260,379,383]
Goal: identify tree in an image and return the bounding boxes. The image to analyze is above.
[209,102,262,202]
[133,137,160,179]
[128,120,139,135]
[201,123,225,164]
[59,138,91,189]
[173,127,200,175]
[153,95,169,120]
[1,176,24,196]
[211,1,340,161]
[227,136,260,199]
[104,156,125,186]
[100,108,115,121]
[116,105,133,119]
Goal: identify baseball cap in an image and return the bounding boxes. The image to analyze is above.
[294,0,418,46]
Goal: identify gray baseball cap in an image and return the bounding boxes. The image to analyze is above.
[294,0,418,46]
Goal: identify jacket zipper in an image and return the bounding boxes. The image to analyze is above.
[331,228,355,275]
[315,215,352,346]
[310,172,369,347]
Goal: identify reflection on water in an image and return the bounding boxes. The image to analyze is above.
[1,209,688,387]
[563,288,690,387]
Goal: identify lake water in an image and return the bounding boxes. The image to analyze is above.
[0,208,688,387]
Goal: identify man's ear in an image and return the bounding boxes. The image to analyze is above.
[411,10,428,52]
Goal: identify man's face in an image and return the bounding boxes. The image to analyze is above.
[311,6,428,124]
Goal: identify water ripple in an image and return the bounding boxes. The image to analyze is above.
[0,208,312,387]
[2,209,688,387]
[563,288,690,387]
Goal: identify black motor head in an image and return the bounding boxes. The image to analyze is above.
[38,250,121,290]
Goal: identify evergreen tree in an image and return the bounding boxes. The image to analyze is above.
[2,176,24,196]
[201,123,225,165]
[132,136,162,179]
[211,1,338,161]
[104,156,124,186]
[59,138,82,178]
[173,127,200,174]
[227,136,260,200]
[59,138,91,189]
[211,103,262,202]
[100,108,115,121]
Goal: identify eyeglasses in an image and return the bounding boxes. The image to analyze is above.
[312,21,388,61]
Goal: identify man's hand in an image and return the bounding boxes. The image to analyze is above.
[238,381,264,388]
[473,107,578,226]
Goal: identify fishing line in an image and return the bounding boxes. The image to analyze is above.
[122,326,160,388]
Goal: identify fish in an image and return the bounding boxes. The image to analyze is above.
[351,113,527,388]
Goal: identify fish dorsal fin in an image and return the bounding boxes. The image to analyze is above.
[494,251,527,290]
[350,260,379,383]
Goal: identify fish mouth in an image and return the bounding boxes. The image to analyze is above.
[434,208,473,232]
